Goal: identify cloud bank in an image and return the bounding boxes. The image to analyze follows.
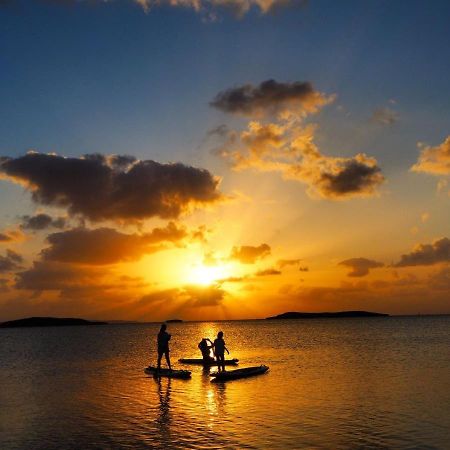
[0,152,222,222]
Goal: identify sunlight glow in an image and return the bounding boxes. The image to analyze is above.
[188,264,228,286]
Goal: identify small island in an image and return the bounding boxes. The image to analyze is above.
[166,319,183,323]
[266,311,389,320]
[0,317,108,328]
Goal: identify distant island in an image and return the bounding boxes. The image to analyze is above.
[266,311,389,320]
[0,317,108,328]
[166,319,183,323]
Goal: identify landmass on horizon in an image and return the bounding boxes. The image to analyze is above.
[0,317,107,328]
[266,311,389,319]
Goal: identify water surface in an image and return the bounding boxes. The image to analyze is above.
[1,317,449,449]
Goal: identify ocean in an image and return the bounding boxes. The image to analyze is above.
[1,316,449,449]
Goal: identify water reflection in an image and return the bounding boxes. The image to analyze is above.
[156,377,171,431]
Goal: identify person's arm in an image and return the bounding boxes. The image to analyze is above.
[225,346,230,355]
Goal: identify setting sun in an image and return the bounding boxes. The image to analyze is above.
[188,264,229,286]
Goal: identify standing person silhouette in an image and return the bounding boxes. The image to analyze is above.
[157,324,172,371]
[213,331,229,372]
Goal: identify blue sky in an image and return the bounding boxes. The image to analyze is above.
[1,0,449,162]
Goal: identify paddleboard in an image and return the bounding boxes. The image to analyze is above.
[144,366,191,379]
[178,358,239,366]
[210,365,269,382]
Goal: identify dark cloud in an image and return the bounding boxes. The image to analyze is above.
[230,243,271,264]
[277,258,301,268]
[339,258,384,277]
[395,237,450,267]
[0,249,23,273]
[15,261,105,292]
[0,152,222,222]
[255,268,281,276]
[210,79,331,117]
[41,222,187,265]
[371,107,399,126]
[20,213,66,231]
[316,157,384,199]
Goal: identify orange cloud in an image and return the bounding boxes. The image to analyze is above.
[229,243,271,264]
[211,81,384,200]
[41,222,188,265]
[411,136,450,175]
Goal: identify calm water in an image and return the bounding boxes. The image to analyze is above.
[1,317,449,449]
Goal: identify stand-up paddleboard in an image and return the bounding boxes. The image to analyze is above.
[210,365,269,382]
[144,366,191,379]
[178,358,239,366]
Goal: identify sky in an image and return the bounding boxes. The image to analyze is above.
[0,0,450,321]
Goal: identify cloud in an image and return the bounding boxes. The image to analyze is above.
[212,81,384,200]
[0,249,23,273]
[0,229,23,243]
[255,267,281,276]
[411,136,450,175]
[135,0,303,18]
[339,257,384,277]
[395,237,450,267]
[182,284,225,307]
[229,243,271,264]
[20,213,66,231]
[210,79,333,117]
[277,258,301,268]
[305,154,384,199]
[40,222,187,265]
[0,152,222,222]
[370,107,399,126]
[15,261,106,292]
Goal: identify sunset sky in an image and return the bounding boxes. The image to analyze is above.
[1,0,450,321]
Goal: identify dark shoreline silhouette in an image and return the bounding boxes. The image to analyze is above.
[266,311,389,320]
[166,319,183,323]
[0,317,107,328]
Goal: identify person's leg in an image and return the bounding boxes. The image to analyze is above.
[165,351,172,370]
[157,352,162,370]
[220,354,225,372]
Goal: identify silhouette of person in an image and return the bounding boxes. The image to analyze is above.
[198,338,213,362]
[157,323,172,371]
[213,331,229,372]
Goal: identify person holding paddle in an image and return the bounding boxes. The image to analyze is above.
[213,331,229,372]
[157,323,172,371]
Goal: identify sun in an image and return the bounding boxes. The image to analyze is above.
[189,264,228,286]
